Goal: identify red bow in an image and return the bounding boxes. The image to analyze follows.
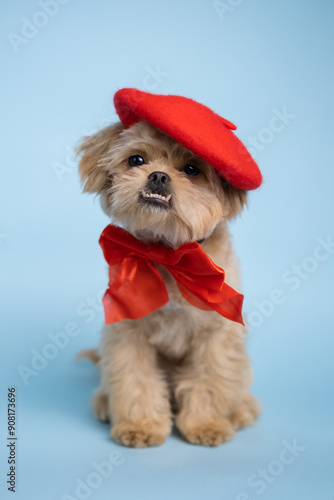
[99,225,244,325]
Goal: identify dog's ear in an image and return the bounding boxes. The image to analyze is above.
[220,180,248,219]
[76,122,124,193]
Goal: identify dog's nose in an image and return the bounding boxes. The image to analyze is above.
[147,171,171,186]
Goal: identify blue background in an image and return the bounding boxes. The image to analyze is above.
[1,0,334,499]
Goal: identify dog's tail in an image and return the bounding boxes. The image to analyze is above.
[76,348,101,365]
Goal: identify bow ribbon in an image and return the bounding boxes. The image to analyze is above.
[99,225,244,325]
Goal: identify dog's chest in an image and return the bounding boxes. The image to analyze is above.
[144,305,199,360]
[142,264,221,359]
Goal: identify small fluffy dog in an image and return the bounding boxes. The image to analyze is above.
[77,89,261,447]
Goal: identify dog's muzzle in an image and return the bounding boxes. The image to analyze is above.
[140,171,172,209]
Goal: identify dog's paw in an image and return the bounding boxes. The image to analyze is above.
[229,394,261,430]
[91,391,110,422]
[177,418,235,446]
[111,420,171,448]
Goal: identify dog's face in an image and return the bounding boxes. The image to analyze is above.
[77,120,247,247]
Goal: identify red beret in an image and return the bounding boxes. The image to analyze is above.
[114,88,262,190]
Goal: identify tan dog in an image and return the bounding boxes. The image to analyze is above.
[77,118,260,447]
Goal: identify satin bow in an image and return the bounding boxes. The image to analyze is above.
[99,225,244,325]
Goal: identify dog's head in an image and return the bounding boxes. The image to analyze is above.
[77,120,247,247]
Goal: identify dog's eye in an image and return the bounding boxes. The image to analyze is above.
[182,164,200,177]
[128,155,145,167]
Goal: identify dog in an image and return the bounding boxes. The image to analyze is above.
[77,89,261,447]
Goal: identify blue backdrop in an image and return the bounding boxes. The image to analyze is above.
[1,1,333,499]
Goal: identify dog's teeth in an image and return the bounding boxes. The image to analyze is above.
[142,192,171,203]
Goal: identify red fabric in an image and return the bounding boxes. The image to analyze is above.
[114,88,262,190]
[99,225,244,325]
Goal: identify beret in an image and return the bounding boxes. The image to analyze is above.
[114,88,262,190]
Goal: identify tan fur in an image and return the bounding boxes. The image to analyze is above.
[76,348,100,364]
[77,120,260,447]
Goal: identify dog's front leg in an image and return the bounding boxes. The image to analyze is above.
[98,321,172,448]
[174,322,259,446]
